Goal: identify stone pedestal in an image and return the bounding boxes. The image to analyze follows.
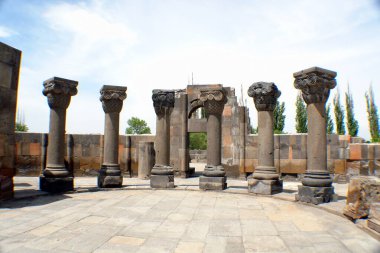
[39,77,78,193]
[247,82,282,195]
[248,178,283,195]
[98,85,127,188]
[199,87,227,190]
[294,67,337,204]
[150,90,175,188]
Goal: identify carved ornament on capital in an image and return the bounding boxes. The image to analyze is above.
[293,67,337,104]
[199,88,227,115]
[248,82,280,111]
[43,77,78,109]
[100,85,127,113]
[152,89,175,117]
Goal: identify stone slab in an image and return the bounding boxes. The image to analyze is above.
[295,185,336,205]
[199,176,227,190]
[150,174,174,188]
[367,218,380,233]
[39,176,73,193]
[248,178,283,195]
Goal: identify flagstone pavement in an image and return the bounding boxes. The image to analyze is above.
[0,175,379,253]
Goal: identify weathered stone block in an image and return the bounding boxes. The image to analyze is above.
[248,178,283,195]
[368,203,380,233]
[296,185,336,205]
[98,174,123,188]
[349,144,362,160]
[39,176,73,193]
[199,176,227,190]
[150,175,174,188]
[343,176,380,219]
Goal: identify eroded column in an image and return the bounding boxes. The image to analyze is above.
[199,87,227,190]
[150,89,175,188]
[247,82,283,195]
[39,77,78,193]
[294,66,337,204]
[98,85,127,188]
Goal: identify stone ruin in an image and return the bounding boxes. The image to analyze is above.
[1,42,380,229]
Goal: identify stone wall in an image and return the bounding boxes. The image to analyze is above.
[0,42,21,200]
[13,131,379,179]
[244,133,357,177]
[14,132,155,177]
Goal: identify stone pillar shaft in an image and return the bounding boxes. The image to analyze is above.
[207,113,221,166]
[46,108,66,170]
[258,111,274,167]
[103,112,120,165]
[307,103,327,172]
[98,85,127,188]
[40,77,78,193]
[155,108,170,166]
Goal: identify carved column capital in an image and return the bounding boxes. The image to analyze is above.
[152,89,175,117]
[248,82,281,111]
[43,77,78,109]
[293,67,337,104]
[100,85,127,113]
[199,88,227,115]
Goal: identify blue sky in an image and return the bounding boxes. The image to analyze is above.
[1,0,380,139]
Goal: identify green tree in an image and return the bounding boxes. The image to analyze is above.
[365,85,380,142]
[189,133,207,150]
[273,101,285,134]
[333,91,345,135]
[125,117,151,134]
[326,103,334,134]
[345,84,359,136]
[15,110,28,132]
[295,93,307,133]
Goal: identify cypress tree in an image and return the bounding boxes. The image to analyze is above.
[365,85,380,142]
[345,84,359,136]
[333,91,345,135]
[274,101,285,134]
[295,93,307,133]
[326,103,334,134]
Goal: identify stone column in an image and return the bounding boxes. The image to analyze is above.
[294,66,337,204]
[247,82,283,195]
[39,77,78,193]
[98,85,127,188]
[150,89,175,188]
[199,87,227,190]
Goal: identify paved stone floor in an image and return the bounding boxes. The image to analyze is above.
[0,174,379,253]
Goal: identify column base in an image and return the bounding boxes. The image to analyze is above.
[98,164,123,188]
[199,176,227,190]
[248,178,283,195]
[39,176,73,193]
[295,185,337,204]
[150,174,174,188]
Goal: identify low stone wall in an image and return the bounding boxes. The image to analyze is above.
[14,132,155,177]
[189,150,207,162]
[14,132,380,179]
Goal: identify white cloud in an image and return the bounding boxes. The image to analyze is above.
[12,0,380,140]
[0,25,14,37]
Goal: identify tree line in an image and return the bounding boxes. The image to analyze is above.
[269,84,379,142]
